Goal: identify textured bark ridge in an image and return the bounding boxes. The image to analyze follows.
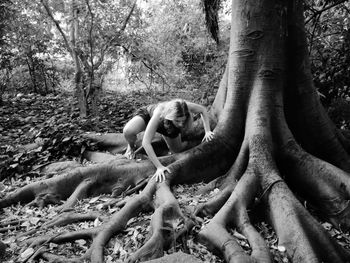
[1,0,350,262]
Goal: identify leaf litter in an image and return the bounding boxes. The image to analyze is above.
[0,92,349,262]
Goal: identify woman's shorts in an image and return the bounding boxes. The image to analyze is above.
[134,107,151,123]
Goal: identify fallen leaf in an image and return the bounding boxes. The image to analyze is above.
[21,221,31,228]
[29,217,41,225]
[106,255,114,263]
[233,230,247,240]
[20,247,34,259]
[75,239,87,247]
[322,222,332,230]
[89,196,100,203]
[94,217,102,227]
[277,245,286,252]
[113,241,123,254]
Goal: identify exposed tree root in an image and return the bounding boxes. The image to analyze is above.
[265,181,350,262]
[0,226,18,233]
[127,183,185,262]
[0,219,26,232]
[0,158,164,209]
[199,169,271,263]
[82,132,128,154]
[83,132,168,156]
[279,140,350,229]
[82,150,122,163]
[24,228,98,248]
[33,161,83,175]
[88,181,156,263]
[59,178,95,212]
[40,252,81,263]
[337,129,350,153]
[195,140,248,217]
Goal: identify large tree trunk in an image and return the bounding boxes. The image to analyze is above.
[1,0,350,262]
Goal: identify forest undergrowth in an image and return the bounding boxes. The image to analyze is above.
[0,90,349,262]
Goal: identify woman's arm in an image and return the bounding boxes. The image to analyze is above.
[142,107,171,181]
[186,102,214,141]
[142,107,163,168]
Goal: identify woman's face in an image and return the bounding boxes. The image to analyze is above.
[171,116,187,129]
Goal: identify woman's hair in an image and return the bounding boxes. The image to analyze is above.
[161,99,192,129]
[162,99,189,120]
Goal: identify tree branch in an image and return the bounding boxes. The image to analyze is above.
[85,0,94,79]
[121,46,170,89]
[40,0,73,57]
[93,0,137,70]
[305,0,349,25]
[83,0,96,101]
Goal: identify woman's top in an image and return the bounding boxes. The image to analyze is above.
[134,104,181,138]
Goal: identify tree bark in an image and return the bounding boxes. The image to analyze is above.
[26,55,38,94]
[71,0,87,117]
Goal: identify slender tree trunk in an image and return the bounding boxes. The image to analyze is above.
[41,66,49,95]
[26,56,38,94]
[71,0,87,117]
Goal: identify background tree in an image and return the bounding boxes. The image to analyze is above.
[123,0,230,96]
[0,0,14,103]
[1,0,64,98]
[305,0,350,129]
[39,0,140,116]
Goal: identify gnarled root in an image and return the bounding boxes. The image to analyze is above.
[88,181,156,263]
[127,183,186,262]
[198,167,271,263]
[264,181,350,262]
[195,141,248,217]
[17,211,102,239]
[23,227,98,248]
[279,139,350,229]
[0,158,161,209]
[59,178,95,212]
[40,252,82,263]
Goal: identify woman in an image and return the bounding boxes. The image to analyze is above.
[123,99,214,182]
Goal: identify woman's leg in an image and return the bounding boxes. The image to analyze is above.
[123,116,146,158]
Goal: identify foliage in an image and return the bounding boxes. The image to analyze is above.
[0,0,349,111]
[0,0,14,99]
[306,1,350,104]
[124,0,229,96]
[0,0,13,46]
[0,0,142,100]
[0,1,64,95]
[39,0,142,80]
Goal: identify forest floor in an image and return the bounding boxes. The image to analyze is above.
[0,90,349,262]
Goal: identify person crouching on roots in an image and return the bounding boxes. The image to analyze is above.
[123,99,214,182]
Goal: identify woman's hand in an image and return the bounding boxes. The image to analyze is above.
[152,166,171,183]
[202,131,214,142]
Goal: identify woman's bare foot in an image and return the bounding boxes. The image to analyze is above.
[124,145,136,159]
